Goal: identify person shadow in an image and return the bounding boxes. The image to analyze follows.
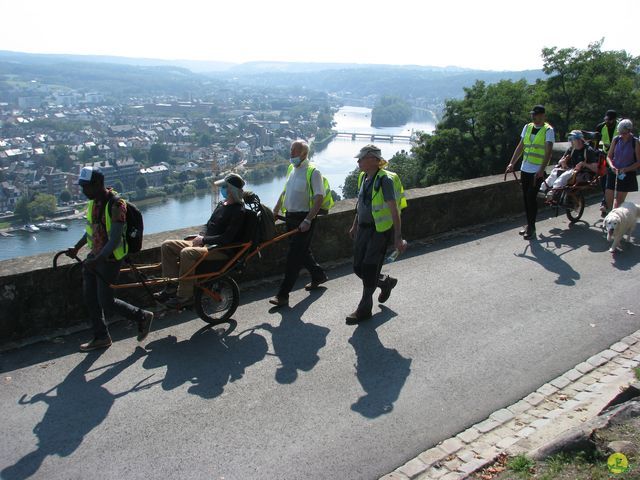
[1,348,148,480]
[349,306,412,419]
[142,322,269,399]
[261,290,330,384]
[514,237,581,286]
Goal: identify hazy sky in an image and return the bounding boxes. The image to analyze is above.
[2,0,639,71]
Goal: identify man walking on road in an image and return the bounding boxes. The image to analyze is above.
[505,105,555,240]
[270,140,328,307]
[347,145,407,324]
[66,167,153,352]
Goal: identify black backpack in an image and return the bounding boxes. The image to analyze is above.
[243,192,276,244]
[101,193,144,255]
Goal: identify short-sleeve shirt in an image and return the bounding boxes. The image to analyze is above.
[357,172,396,225]
[283,161,325,213]
[520,124,555,174]
[90,189,126,255]
[562,145,599,168]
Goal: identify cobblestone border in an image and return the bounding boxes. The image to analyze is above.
[380,329,640,480]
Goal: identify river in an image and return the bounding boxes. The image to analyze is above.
[0,106,435,261]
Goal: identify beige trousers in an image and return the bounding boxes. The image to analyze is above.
[161,239,228,299]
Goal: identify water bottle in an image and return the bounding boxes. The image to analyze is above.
[385,240,407,264]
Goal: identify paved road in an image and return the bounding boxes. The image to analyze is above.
[2,194,640,480]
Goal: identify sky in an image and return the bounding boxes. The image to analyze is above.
[1,0,639,71]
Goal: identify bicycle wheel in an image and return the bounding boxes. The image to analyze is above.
[565,192,585,223]
[194,277,240,325]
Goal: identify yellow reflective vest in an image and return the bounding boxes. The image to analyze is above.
[522,122,552,166]
[357,169,407,233]
[85,197,128,260]
[600,122,619,153]
[281,162,334,213]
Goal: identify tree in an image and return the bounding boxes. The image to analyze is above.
[28,194,57,219]
[540,40,640,139]
[342,168,360,199]
[112,180,125,193]
[149,143,170,164]
[135,176,148,191]
[198,133,212,147]
[15,196,31,222]
[59,190,71,203]
[53,145,72,170]
[371,96,412,127]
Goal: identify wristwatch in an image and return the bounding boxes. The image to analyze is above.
[302,218,312,225]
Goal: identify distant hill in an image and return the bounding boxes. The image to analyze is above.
[211,65,544,101]
[0,50,235,73]
[0,50,545,105]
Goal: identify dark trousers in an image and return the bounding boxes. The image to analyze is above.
[353,225,392,288]
[82,256,144,340]
[520,171,543,230]
[277,212,325,297]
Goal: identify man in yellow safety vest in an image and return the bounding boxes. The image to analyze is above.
[66,166,153,352]
[595,110,619,216]
[505,105,555,240]
[347,144,407,324]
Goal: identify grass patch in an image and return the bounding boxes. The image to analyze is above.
[507,454,535,475]
[634,366,640,380]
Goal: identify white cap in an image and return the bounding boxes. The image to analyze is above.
[77,166,101,185]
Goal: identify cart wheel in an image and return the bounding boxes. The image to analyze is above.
[565,192,585,223]
[194,277,240,325]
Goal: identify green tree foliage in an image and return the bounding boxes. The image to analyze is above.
[404,42,639,187]
[135,176,148,191]
[15,196,31,222]
[59,190,71,203]
[342,168,360,199]
[149,144,170,164]
[28,194,57,219]
[198,133,212,147]
[540,40,640,138]
[112,180,125,193]
[371,96,412,127]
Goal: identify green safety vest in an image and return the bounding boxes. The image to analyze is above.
[522,122,551,165]
[357,169,407,233]
[281,162,334,213]
[600,122,619,153]
[85,195,128,260]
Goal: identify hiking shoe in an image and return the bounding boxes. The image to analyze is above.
[600,205,608,218]
[304,273,329,291]
[268,296,289,307]
[137,310,154,342]
[519,226,527,236]
[164,296,193,310]
[346,309,372,325]
[523,228,536,240]
[378,277,398,304]
[80,337,112,352]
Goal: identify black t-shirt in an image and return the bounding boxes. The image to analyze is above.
[202,202,245,245]
[563,145,599,168]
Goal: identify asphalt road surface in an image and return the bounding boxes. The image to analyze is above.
[1,193,639,480]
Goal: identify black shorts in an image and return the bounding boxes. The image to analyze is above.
[605,171,638,192]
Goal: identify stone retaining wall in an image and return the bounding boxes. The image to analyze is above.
[0,172,528,345]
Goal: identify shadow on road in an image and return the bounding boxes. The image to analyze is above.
[262,290,330,384]
[142,321,268,399]
[349,306,412,419]
[1,348,147,480]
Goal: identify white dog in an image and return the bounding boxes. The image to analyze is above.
[604,202,639,252]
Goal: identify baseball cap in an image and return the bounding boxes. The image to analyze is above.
[214,173,245,189]
[568,130,584,141]
[355,144,387,166]
[530,105,546,115]
[76,166,103,185]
